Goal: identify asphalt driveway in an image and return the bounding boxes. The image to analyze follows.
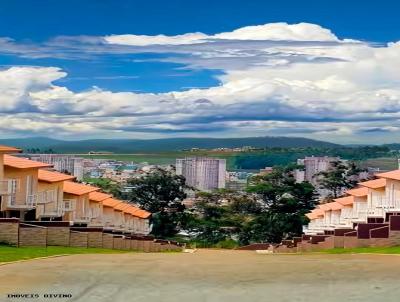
[1,250,400,302]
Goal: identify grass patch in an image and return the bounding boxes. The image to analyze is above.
[0,245,128,263]
[321,246,400,254]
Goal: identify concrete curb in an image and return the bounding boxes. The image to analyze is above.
[0,254,70,267]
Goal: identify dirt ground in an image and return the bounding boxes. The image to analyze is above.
[1,249,400,302]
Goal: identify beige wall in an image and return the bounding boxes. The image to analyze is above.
[36,181,64,219]
[89,201,103,226]
[0,154,4,180]
[102,206,114,227]
[63,192,90,223]
[3,167,38,209]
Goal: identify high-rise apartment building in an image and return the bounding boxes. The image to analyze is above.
[295,156,340,185]
[176,157,226,192]
[29,154,84,181]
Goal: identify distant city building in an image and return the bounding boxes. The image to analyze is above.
[176,157,226,192]
[259,167,273,175]
[295,156,341,186]
[30,154,84,181]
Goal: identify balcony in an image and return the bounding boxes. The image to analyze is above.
[0,179,18,195]
[36,202,63,217]
[2,194,37,210]
[63,199,76,212]
[36,190,57,205]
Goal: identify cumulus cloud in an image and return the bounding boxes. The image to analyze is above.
[0,23,400,142]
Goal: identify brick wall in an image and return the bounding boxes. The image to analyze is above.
[113,237,123,250]
[122,239,131,250]
[333,236,345,248]
[102,233,114,249]
[88,232,103,248]
[47,227,70,246]
[70,231,88,248]
[0,219,19,246]
[131,239,139,250]
[317,236,334,249]
[19,225,47,247]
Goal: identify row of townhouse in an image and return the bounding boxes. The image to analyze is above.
[272,169,400,253]
[0,146,151,235]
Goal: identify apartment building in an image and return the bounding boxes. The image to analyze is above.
[176,157,226,191]
[30,154,84,181]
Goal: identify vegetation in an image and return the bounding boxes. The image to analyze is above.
[317,160,367,198]
[321,246,400,254]
[0,246,127,263]
[179,165,318,247]
[235,146,392,169]
[83,177,122,198]
[126,169,187,238]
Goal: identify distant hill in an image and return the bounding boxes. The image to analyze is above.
[0,136,340,153]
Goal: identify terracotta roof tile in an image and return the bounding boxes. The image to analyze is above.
[334,196,354,206]
[359,178,386,189]
[0,145,21,153]
[63,181,99,196]
[89,191,112,203]
[4,155,52,169]
[38,170,75,183]
[346,187,368,197]
[102,198,123,208]
[376,170,400,181]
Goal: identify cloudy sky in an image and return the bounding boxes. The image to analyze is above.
[0,0,399,144]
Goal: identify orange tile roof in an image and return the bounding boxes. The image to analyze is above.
[376,170,400,181]
[0,145,21,153]
[346,187,368,197]
[334,196,354,206]
[102,198,123,208]
[359,178,386,189]
[306,212,316,220]
[306,209,325,220]
[114,203,131,212]
[134,209,151,219]
[63,181,99,196]
[4,155,52,169]
[89,191,112,202]
[318,204,330,211]
[38,169,75,183]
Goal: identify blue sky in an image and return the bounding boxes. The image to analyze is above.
[0,0,399,143]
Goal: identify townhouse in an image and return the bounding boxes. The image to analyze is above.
[0,145,152,236]
[284,169,400,253]
[37,170,76,220]
[2,154,52,220]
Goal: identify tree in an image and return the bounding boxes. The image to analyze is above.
[246,165,318,243]
[317,160,365,198]
[126,169,187,237]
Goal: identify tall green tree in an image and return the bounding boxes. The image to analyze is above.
[246,166,318,243]
[126,169,187,237]
[317,160,365,198]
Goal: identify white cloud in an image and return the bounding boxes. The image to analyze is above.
[1,23,400,142]
[104,22,340,46]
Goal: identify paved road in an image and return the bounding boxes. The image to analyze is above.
[1,250,400,302]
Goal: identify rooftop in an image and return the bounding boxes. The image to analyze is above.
[359,178,386,189]
[4,155,52,169]
[63,181,99,196]
[346,187,369,197]
[0,145,21,153]
[38,169,75,183]
[89,191,112,202]
[334,196,354,206]
[376,170,400,181]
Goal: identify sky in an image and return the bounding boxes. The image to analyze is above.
[0,0,400,143]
